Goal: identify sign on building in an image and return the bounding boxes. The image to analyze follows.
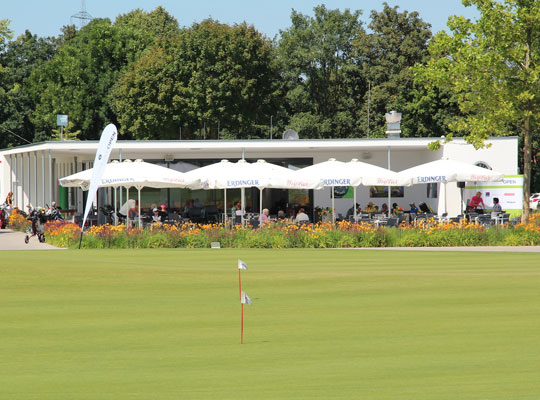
[465,175,523,218]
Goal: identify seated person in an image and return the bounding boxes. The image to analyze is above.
[277,209,286,219]
[491,197,503,213]
[151,208,162,225]
[295,208,310,223]
[147,203,157,218]
[409,203,418,214]
[346,203,360,218]
[259,208,270,224]
[234,202,243,217]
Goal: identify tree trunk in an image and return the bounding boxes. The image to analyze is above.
[522,115,531,222]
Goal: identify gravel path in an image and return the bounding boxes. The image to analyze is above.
[0,229,64,250]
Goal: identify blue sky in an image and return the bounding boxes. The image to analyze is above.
[3,0,479,40]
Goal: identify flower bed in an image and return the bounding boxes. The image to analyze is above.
[43,216,540,249]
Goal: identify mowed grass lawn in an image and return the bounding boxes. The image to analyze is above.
[1,249,540,400]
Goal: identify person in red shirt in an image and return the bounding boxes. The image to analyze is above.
[469,192,485,211]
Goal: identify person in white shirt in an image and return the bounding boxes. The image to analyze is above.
[294,208,310,223]
[491,197,503,213]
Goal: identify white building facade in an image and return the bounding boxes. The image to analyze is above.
[0,137,519,219]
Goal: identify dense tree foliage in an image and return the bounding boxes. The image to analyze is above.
[364,4,456,138]
[0,29,56,148]
[28,7,179,141]
[112,20,280,140]
[277,6,366,138]
[415,0,540,220]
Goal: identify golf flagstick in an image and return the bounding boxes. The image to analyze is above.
[240,291,252,344]
[238,259,249,344]
[238,259,248,299]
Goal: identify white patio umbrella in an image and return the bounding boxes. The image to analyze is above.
[296,158,410,223]
[295,159,361,224]
[346,158,413,221]
[60,159,199,227]
[185,159,323,225]
[398,158,505,214]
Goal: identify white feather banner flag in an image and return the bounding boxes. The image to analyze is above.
[81,124,117,229]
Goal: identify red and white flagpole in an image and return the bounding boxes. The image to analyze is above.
[238,268,242,300]
[238,260,249,344]
[241,303,244,344]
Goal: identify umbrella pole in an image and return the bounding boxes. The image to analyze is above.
[126,187,130,229]
[114,187,117,226]
[259,188,263,222]
[353,186,357,222]
[138,187,142,228]
[460,186,464,216]
[224,189,227,227]
[444,182,447,215]
[332,186,335,224]
[241,187,245,228]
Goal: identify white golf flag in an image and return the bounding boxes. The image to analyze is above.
[238,259,248,270]
[241,291,252,305]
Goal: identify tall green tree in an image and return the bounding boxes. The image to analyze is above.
[278,5,366,138]
[362,3,438,137]
[415,0,540,221]
[112,20,280,139]
[0,29,55,148]
[29,7,178,140]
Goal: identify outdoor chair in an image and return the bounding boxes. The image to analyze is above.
[498,213,510,225]
[476,214,493,226]
[397,214,408,226]
[188,207,203,223]
[385,217,399,228]
[250,218,260,230]
[204,205,219,223]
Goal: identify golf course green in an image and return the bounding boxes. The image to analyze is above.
[1,249,540,399]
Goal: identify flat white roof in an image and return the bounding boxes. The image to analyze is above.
[0,136,518,159]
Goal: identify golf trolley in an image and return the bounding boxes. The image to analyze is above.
[25,208,48,244]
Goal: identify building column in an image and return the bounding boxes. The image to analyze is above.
[34,152,38,207]
[13,154,17,207]
[19,153,24,209]
[49,149,53,204]
[41,151,46,207]
[9,155,13,194]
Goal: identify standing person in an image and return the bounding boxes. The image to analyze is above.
[128,200,138,219]
[4,192,14,217]
[469,192,485,212]
[159,204,168,220]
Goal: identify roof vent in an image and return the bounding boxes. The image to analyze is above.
[283,129,299,140]
[385,111,402,139]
